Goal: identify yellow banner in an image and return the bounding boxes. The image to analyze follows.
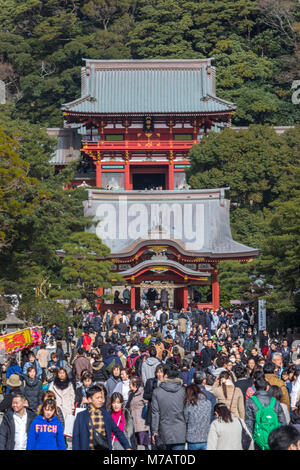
[0,328,34,353]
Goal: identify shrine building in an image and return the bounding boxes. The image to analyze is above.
[60,59,258,311]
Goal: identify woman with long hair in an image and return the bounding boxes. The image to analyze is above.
[110,392,137,450]
[207,403,253,450]
[126,376,150,449]
[37,390,65,428]
[26,398,66,450]
[211,371,245,419]
[49,367,75,421]
[183,384,212,450]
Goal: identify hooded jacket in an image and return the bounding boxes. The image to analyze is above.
[141,357,161,386]
[26,414,66,450]
[92,361,109,383]
[151,378,186,445]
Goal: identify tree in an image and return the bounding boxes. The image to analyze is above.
[187,125,293,208]
[0,124,39,250]
[58,232,124,310]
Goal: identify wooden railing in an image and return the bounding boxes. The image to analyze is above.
[81,139,200,151]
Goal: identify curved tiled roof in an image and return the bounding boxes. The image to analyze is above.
[62,60,235,115]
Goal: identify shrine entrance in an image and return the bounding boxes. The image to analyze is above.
[132,173,165,190]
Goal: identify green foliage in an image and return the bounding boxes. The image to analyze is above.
[187,125,293,208]
[186,124,300,317]
[0,0,298,125]
[59,232,125,309]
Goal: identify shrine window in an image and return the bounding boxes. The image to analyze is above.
[105,134,124,141]
[101,172,124,189]
[173,134,193,140]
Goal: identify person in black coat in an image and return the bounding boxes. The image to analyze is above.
[117,319,128,335]
[23,367,43,412]
[0,393,36,450]
[234,365,253,404]
[143,364,164,429]
[200,339,217,368]
[91,313,102,333]
[91,354,109,384]
[100,337,114,360]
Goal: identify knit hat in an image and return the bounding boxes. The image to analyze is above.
[7,374,22,388]
[132,346,139,352]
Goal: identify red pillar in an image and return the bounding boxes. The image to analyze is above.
[124,161,130,190]
[212,271,220,310]
[95,161,101,188]
[168,150,174,190]
[183,286,188,310]
[130,286,136,310]
[96,287,104,312]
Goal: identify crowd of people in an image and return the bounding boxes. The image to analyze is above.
[0,305,300,451]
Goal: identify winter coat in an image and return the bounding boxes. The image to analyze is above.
[127,386,149,433]
[245,390,287,436]
[141,357,161,386]
[91,361,108,383]
[211,383,245,419]
[143,377,160,428]
[91,316,102,332]
[106,376,121,398]
[177,316,188,333]
[111,408,137,450]
[72,407,130,450]
[235,377,254,404]
[0,408,36,450]
[26,414,66,450]
[151,378,186,445]
[264,373,290,409]
[36,349,49,369]
[207,415,254,450]
[184,393,212,443]
[23,376,43,411]
[290,376,300,408]
[72,355,92,383]
[103,353,123,372]
[49,380,75,420]
[198,385,217,423]
[113,380,131,404]
[201,346,217,368]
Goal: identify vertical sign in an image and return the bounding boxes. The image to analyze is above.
[258,299,266,331]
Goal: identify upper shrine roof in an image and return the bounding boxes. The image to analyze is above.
[62,59,236,116]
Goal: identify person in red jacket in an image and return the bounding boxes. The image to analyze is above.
[82,332,92,352]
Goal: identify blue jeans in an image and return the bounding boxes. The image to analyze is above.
[188,442,207,450]
[165,443,185,450]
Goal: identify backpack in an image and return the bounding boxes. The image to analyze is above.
[251,396,280,450]
[105,358,116,374]
[127,355,139,374]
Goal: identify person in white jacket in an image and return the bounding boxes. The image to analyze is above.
[291,373,300,410]
[207,403,254,450]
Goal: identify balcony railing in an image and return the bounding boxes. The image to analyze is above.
[81,139,200,151]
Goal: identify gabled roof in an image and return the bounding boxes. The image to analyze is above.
[62,59,235,115]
